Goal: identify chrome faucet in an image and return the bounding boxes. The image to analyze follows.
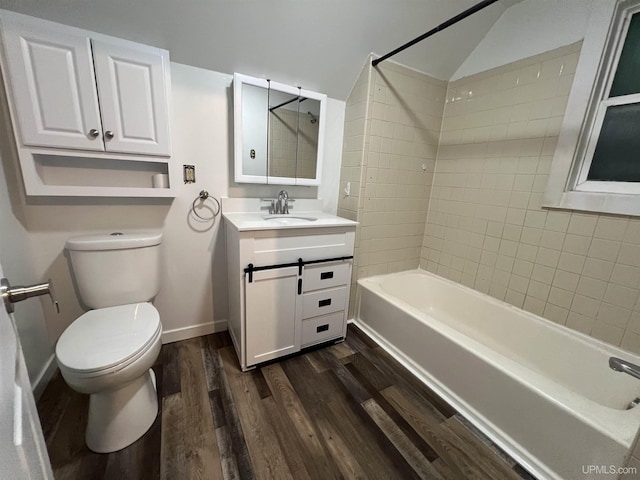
[276,190,289,214]
[609,357,640,381]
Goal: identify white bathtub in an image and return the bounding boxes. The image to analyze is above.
[355,269,640,480]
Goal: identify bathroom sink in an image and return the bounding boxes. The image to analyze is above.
[262,215,318,225]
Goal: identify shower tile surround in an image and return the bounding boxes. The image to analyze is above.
[338,59,446,314]
[342,44,640,355]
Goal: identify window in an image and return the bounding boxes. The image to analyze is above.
[576,5,640,194]
[544,0,640,216]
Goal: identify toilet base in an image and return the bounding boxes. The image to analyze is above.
[86,368,158,453]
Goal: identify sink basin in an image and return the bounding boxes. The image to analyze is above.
[262,215,318,225]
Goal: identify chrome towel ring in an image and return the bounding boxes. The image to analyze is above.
[191,190,220,221]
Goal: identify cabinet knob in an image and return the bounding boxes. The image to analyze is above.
[104,130,114,140]
[88,129,100,138]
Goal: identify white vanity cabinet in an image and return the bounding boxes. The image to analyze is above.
[0,10,174,197]
[224,210,357,371]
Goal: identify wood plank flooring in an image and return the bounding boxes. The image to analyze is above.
[37,325,536,479]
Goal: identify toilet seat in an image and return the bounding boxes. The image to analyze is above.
[56,302,161,377]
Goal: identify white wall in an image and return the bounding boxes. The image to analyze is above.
[0,88,54,396]
[0,61,345,388]
[452,0,597,80]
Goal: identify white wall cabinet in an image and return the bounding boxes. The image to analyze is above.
[0,10,174,197]
[1,21,103,151]
[2,19,171,156]
[225,222,356,371]
[91,40,170,156]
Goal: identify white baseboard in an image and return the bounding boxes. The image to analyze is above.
[162,319,228,344]
[32,354,58,401]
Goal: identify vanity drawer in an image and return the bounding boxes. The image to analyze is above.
[303,261,351,292]
[301,311,345,347]
[302,286,347,319]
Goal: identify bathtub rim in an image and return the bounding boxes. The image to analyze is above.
[357,269,640,384]
[355,268,640,479]
[361,268,636,358]
[356,269,640,432]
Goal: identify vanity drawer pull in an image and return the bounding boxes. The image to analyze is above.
[303,262,351,292]
[302,286,347,319]
[301,311,345,347]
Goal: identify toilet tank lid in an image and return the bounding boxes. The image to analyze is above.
[65,231,163,251]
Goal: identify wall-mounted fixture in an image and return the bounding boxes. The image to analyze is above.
[233,73,327,186]
[0,10,174,197]
[183,165,196,183]
[191,190,220,221]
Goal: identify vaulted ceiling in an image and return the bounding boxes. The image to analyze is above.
[0,0,523,99]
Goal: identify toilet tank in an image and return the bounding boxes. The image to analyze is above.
[66,231,163,309]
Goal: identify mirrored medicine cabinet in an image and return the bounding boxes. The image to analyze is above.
[233,73,327,185]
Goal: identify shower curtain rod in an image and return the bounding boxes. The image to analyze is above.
[269,96,307,112]
[372,0,499,67]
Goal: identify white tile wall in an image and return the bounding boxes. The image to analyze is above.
[420,42,640,354]
[338,62,370,315]
[340,43,640,355]
[358,61,446,279]
[338,57,446,315]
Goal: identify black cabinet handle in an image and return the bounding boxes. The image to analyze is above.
[316,324,329,333]
[320,271,334,280]
[318,298,332,307]
[298,279,302,295]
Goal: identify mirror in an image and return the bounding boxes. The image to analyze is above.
[233,73,326,185]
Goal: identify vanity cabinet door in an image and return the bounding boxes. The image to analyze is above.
[92,40,171,156]
[1,20,104,151]
[244,266,300,366]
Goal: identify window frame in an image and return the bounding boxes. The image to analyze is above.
[543,0,640,215]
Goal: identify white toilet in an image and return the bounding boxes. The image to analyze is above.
[56,231,163,453]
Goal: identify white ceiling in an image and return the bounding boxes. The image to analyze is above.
[0,0,523,99]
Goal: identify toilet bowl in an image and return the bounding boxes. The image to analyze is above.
[58,231,164,453]
[56,302,162,453]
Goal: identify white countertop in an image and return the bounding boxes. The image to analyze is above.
[222,211,358,232]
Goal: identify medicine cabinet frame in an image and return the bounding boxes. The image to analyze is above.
[233,72,327,186]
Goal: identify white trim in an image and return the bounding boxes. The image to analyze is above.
[543,0,640,216]
[31,354,57,401]
[161,319,227,344]
[575,180,640,194]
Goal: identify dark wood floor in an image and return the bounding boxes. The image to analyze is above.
[37,325,535,480]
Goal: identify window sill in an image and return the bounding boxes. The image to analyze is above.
[543,190,640,217]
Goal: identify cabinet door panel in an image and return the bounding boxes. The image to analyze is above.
[1,20,103,150]
[245,267,299,366]
[92,40,171,156]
